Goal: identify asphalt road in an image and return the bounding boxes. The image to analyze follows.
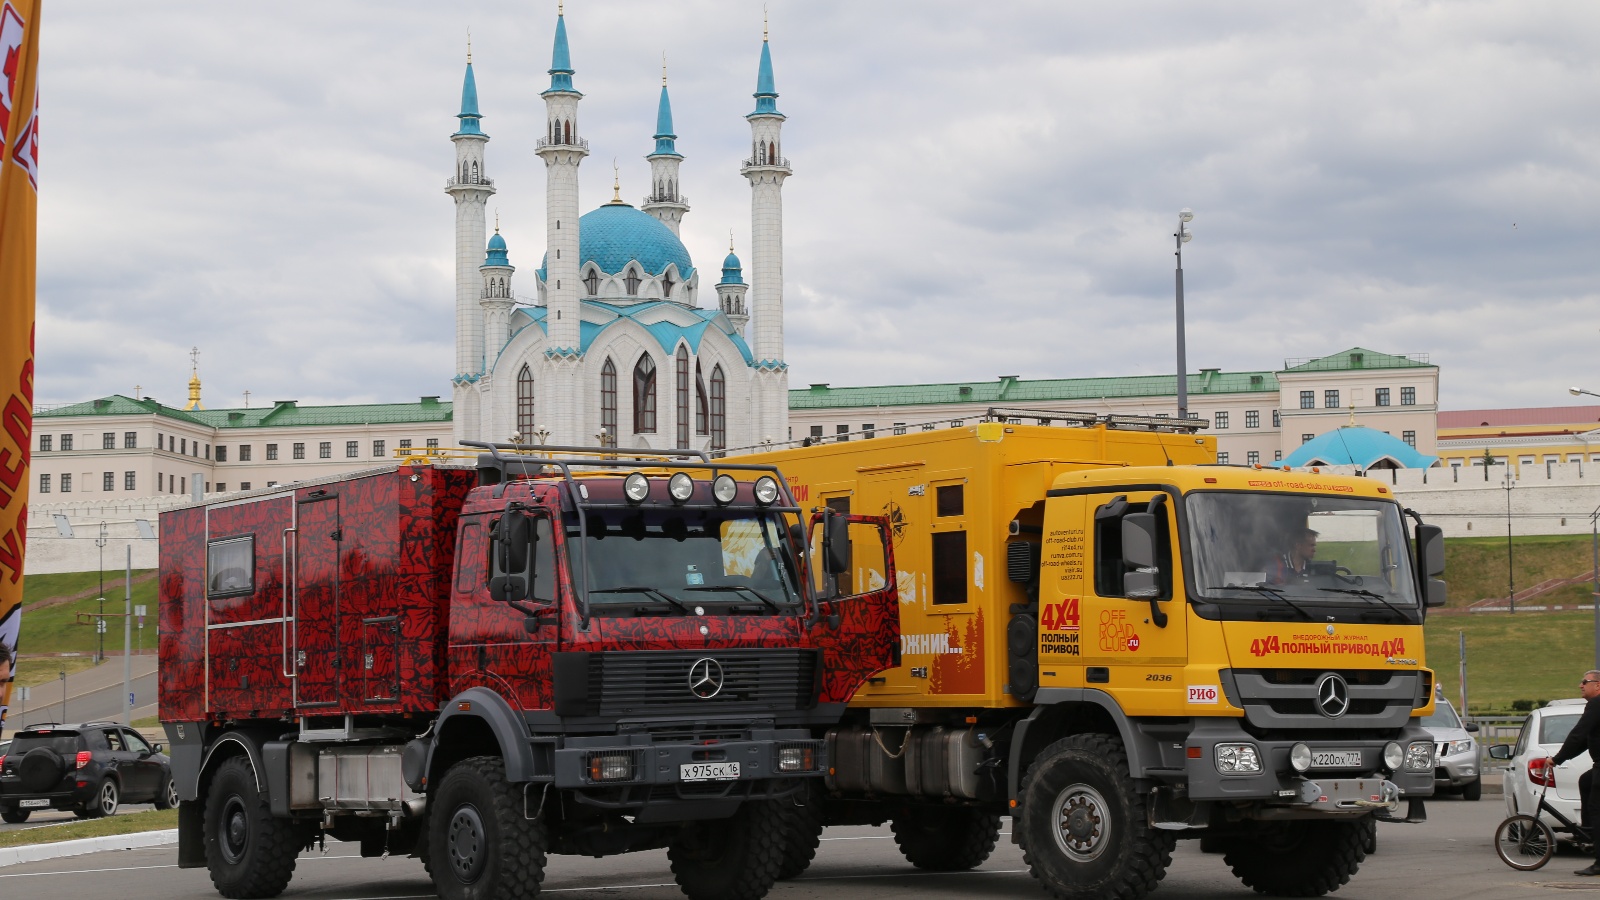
[0,795,1589,900]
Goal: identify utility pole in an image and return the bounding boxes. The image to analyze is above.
[95,522,107,662]
[1173,209,1194,421]
[122,546,132,725]
[1504,470,1515,614]
[1458,631,1468,717]
[1591,504,1600,670]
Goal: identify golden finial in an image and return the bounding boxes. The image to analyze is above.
[1348,403,1357,427]
[729,229,735,252]
[558,0,564,15]
[763,6,769,41]
[662,52,667,86]
[184,347,205,411]
[495,209,500,233]
[612,160,622,203]
[467,30,472,63]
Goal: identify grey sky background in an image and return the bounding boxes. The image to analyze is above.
[31,1,1600,412]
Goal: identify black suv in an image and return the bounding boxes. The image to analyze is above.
[0,722,176,822]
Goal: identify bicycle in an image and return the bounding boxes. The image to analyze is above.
[1494,759,1593,871]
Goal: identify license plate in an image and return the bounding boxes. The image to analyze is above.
[1312,750,1364,769]
[18,799,49,808]
[680,762,740,782]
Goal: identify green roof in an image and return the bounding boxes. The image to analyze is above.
[790,370,1278,411]
[35,395,452,428]
[1280,348,1433,373]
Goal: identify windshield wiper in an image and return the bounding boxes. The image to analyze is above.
[1317,587,1411,621]
[683,584,784,613]
[589,586,692,615]
[1206,584,1315,621]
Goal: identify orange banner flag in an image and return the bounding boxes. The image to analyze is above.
[0,0,40,728]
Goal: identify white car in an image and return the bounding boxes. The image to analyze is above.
[1491,699,1591,838]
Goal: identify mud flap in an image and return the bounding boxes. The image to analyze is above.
[1375,797,1426,824]
[177,799,206,868]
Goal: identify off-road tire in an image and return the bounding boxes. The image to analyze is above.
[890,806,1002,871]
[84,778,119,819]
[776,786,826,880]
[1462,779,1482,802]
[1222,819,1366,896]
[204,756,301,899]
[669,798,788,900]
[1,806,29,824]
[428,756,548,900]
[1018,733,1174,900]
[154,775,179,811]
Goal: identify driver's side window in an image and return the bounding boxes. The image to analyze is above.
[1515,714,1532,757]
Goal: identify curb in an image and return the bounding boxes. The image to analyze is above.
[0,828,177,868]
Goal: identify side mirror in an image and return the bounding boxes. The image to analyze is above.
[153,743,165,753]
[824,512,851,575]
[1465,722,1481,733]
[1488,744,1513,760]
[489,514,531,603]
[1121,513,1157,569]
[1416,524,1446,577]
[1425,578,1447,608]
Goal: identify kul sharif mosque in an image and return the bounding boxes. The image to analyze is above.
[447,6,792,453]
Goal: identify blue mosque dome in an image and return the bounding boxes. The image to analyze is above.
[1280,426,1438,470]
[720,248,744,285]
[483,230,510,267]
[540,203,695,279]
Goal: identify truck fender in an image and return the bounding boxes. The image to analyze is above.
[411,687,542,791]
[1009,688,1165,800]
[193,730,272,800]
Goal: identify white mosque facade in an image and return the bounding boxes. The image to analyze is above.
[448,10,790,453]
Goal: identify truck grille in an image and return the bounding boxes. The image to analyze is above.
[1224,668,1421,731]
[557,649,819,717]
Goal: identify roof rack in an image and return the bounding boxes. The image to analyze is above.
[985,407,1210,434]
[463,441,807,628]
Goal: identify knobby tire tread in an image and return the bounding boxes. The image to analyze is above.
[890,807,1002,871]
[776,789,826,880]
[1018,732,1174,900]
[205,756,300,899]
[1222,819,1366,897]
[669,799,788,900]
[429,756,548,900]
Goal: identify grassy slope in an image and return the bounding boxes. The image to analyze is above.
[1425,611,1598,713]
[13,570,159,656]
[1443,534,1595,607]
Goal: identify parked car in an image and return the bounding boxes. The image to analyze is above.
[1490,698,1590,840]
[0,722,176,823]
[1421,696,1482,800]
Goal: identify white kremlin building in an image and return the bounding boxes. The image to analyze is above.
[447,9,791,452]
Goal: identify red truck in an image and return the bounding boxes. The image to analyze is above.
[158,444,896,900]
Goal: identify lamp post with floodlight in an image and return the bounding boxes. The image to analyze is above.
[1174,209,1195,421]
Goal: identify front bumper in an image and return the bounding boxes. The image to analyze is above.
[1434,751,1479,787]
[1183,719,1435,809]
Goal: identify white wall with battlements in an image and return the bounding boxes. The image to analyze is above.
[1331,461,1600,538]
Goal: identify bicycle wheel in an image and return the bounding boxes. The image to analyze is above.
[1495,814,1555,871]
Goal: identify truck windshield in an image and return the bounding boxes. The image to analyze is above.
[568,509,802,614]
[1187,492,1420,615]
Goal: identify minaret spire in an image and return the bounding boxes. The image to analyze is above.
[448,50,495,444]
[741,21,791,446]
[642,51,689,235]
[537,2,587,444]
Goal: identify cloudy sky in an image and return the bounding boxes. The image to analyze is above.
[31,1,1600,412]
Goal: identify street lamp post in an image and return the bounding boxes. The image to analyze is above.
[1591,504,1600,670]
[94,522,107,663]
[1504,469,1516,614]
[1174,209,1195,421]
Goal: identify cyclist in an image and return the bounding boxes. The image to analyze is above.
[1552,668,1600,876]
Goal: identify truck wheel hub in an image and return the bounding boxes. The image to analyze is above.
[220,797,249,863]
[447,806,488,883]
[1051,785,1110,862]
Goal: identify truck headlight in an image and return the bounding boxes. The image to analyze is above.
[1215,743,1262,774]
[753,476,780,506]
[587,752,635,782]
[1383,742,1405,771]
[777,745,817,772]
[1289,742,1312,773]
[668,472,695,503]
[1445,739,1475,757]
[1405,741,1434,771]
[623,473,650,504]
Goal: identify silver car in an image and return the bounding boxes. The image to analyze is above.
[1421,697,1481,800]
[1491,699,1590,839]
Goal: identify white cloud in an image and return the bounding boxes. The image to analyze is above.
[32,0,1600,412]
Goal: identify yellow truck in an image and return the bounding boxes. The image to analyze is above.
[750,412,1444,900]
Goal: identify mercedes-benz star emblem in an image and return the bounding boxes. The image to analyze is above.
[688,658,725,700]
[1315,673,1351,718]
